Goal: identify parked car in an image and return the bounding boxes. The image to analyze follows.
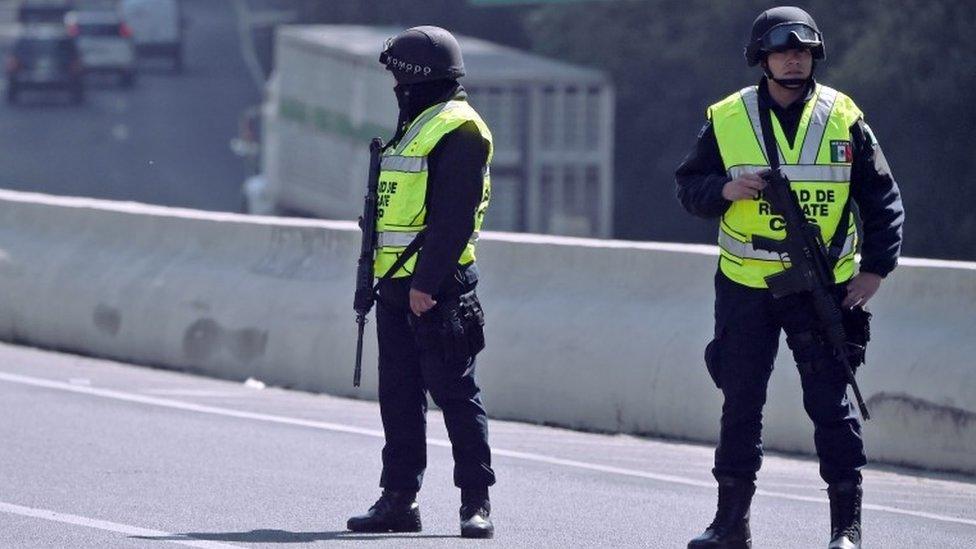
[66,8,136,86]
[5,27,85,104]
[120,0,183,72]
[16,0,74,25]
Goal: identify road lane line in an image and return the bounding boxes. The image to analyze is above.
[3,371,975,528]
[0,501,239,549]
[232,0,266,90]
[142,388,254,397]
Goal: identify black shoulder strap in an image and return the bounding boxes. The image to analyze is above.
[372,230,427,292]
[758,100,851,266]
[757,99,781,170]
[826,199,852,265]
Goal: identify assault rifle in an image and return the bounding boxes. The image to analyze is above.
[752,168,870,420]
[352,138,384,387]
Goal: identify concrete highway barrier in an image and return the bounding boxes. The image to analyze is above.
[1,189,973,475]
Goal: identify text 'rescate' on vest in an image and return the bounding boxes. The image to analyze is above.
[708,84,862,289]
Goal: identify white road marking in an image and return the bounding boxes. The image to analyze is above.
[142,388,251,397]
[112,123,130,142]
[2,371,975,528]
[0,501,239,549]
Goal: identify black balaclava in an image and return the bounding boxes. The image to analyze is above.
[390,78,462,146]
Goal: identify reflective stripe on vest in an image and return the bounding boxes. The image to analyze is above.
[708,83,863,288]
[727,164,851,182]
[377,230,480,249]
[373,100,493,278]
[381,155,427,173]
[798,86,839,163]
[737,85,839,165]
[717,230,856,262]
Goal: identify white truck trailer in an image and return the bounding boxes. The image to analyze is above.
[120,0,183,71]
[242,25,614,237]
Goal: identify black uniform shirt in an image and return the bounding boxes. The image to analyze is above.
[675,78,905,277]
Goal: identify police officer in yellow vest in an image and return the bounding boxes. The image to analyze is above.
[346,26,495,539]
[675,7,904,549]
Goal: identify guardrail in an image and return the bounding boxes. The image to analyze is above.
[1,189,973,475]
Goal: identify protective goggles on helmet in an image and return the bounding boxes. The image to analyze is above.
[378,36,394,65]
[760,22,822,52]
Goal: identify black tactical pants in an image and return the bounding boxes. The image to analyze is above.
[375,265,495,492]
[706,271,865,485]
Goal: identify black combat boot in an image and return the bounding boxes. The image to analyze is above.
[460,487,493,539]
[346,489,422,533]
[688,476,755,549]
[827,481,862,549]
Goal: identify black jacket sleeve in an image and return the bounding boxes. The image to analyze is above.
[674,122,733,218]
[849,119,904,278]
[411,121,488,295]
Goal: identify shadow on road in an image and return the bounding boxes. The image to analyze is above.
[132,529,459,543]
[1,92,86,109]
[136,61,184,75]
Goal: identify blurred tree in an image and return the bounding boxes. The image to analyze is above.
[525,0,753,245]
[821,0,976,259]
[296,0,530,47]
[524,0,976,260]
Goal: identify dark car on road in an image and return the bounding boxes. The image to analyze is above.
[17,0,74,25]
[5,28,85,104]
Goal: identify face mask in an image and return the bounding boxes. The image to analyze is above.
[394,84,412,111]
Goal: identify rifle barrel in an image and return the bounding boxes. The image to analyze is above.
[763,169,871,422]
[352,137,384,388]
[835,348,870,420]
[354,315,366,387]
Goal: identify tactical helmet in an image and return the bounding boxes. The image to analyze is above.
[379,26,465,84]
[744,6,825,67]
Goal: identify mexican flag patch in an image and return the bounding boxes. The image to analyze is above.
[830,140,853,163]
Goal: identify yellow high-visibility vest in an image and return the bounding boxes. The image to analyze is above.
[708,83,862,288]
[374,99,492,278]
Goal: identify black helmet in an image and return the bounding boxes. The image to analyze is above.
[379,26,465,84]
[744,6,825,67]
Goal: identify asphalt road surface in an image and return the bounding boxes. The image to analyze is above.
[0,0,261,212]
[1,342,975,548]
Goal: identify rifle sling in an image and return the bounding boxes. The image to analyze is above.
[372,230,427,293]
[757,95,851,267]
[365,134,425,300]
